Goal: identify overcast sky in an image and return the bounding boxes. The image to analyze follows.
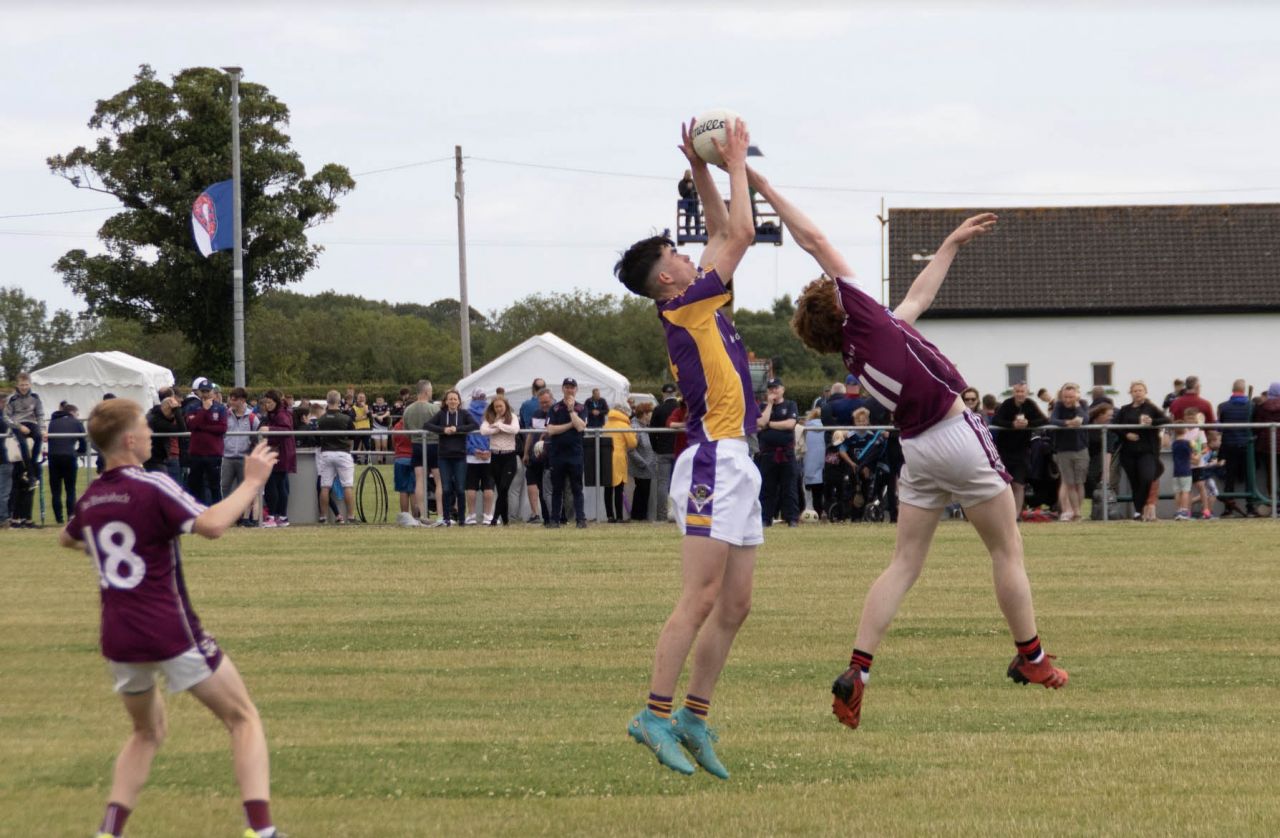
[4,2,1279,319]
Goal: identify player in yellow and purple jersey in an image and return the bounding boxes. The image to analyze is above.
[60,399,285,838]
[614,117,758,780]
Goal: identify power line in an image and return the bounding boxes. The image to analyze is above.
[0,206,118,220]
[352,156,455,177]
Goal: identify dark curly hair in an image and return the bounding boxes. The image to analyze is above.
[614,235,674,298]
[790,275,844,354]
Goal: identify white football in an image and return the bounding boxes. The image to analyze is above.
[800,509,819,523]
[691,108,745,166]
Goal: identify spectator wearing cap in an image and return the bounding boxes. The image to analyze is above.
[585,387,609,430]
[649,382,680,520]
[545,377,588,528]
[45,402,87,524]
[221,387,261,526]
[465,387,495,524]
[184,376,227,505]
[756,377,800,527]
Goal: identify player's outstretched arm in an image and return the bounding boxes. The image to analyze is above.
[746,166,853,281]
[192,442,277,538]
[700,119,755,278]
[893,213,997,326]
[678,118,728,239]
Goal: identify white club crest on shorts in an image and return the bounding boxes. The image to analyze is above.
[199,636,220,658]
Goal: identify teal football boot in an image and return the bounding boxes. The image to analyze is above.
[671,706,729,780]
[628,708,695,775]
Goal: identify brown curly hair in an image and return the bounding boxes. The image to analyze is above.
[790,275,844,354]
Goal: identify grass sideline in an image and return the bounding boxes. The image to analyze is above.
[2,520,1278,836]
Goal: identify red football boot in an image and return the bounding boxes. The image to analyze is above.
[1007,653,1069,688]
[831,667,866,729]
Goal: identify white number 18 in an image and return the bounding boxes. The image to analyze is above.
[85,522,146,590]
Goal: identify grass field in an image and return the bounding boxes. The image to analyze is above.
[2,519,1278,836]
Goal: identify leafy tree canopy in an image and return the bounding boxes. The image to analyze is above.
[47,64,354,378]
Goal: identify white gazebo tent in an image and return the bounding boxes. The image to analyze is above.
[455,333,631,522]
[455,332,629,405]
[30,351,175,414]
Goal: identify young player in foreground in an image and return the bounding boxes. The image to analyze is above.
[744,167,1068,730]
[613,117,759,778]
[59,399,285,838]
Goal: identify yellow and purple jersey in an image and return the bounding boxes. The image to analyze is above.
[657,268,760,445]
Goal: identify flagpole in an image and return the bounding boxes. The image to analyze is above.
[223,65,246,388]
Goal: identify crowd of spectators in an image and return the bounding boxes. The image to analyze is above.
[3,369,1278,529]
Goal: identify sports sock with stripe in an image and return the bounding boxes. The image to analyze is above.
[850,649,874,684]
[647,693,674,718]
[1016,635,1044,664]
[99,802,130,837]
[683,694,711,719]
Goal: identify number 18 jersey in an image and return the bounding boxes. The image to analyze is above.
[65,466,210,663]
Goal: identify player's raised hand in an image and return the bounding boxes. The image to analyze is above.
[244,441,278,484]
[711,118,750,171]
[678,117,704,167]
[945,212,998,246]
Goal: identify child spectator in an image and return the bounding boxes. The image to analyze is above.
[1171,425,1193,520]
[391,416,421,526]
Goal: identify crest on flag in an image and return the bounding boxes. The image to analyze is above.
[191,179,234,258]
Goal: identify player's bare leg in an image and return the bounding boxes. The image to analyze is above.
[834,502,941,728]
[855,502,943,651]
[107,687,168,808]
[686,544,756,700]
[650,536,731,695]
[190,656,270,800]
[964,488,1068,688]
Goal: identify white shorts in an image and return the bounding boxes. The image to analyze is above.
[317,450,355,487]
[108,644,221,694]
[898,412,1011,510]
[670,438,764,546]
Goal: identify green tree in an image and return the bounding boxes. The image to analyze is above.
[47,64,354,379]
[0,287,88,380]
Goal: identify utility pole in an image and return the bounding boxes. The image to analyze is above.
[455,145,472,377]
[877,196,889,304]
[221,65,246,388]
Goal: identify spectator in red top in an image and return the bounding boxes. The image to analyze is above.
[1254,381,1280,507]
[667,399,688,458]
[1168,375,1215,425]
[259,389,295,528]
[184,377,227,505]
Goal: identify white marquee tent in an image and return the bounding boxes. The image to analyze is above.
[29,351,174,414]
[455,333,630,406]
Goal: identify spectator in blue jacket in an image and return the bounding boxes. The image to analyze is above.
[46,403,88,524]
[1217,378,1253,517]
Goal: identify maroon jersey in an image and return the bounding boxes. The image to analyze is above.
[65,466,211,663]
[835,277,967,439]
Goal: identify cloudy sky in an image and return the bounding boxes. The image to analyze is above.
[4,2,1279,319]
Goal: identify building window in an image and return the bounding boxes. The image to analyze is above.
[1006,364,1029,388]
[1092,363,1113,387]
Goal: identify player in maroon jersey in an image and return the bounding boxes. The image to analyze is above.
[60,399,284,838]
[744,166,1068,732]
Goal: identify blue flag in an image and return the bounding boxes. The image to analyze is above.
[191,180,234,258]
